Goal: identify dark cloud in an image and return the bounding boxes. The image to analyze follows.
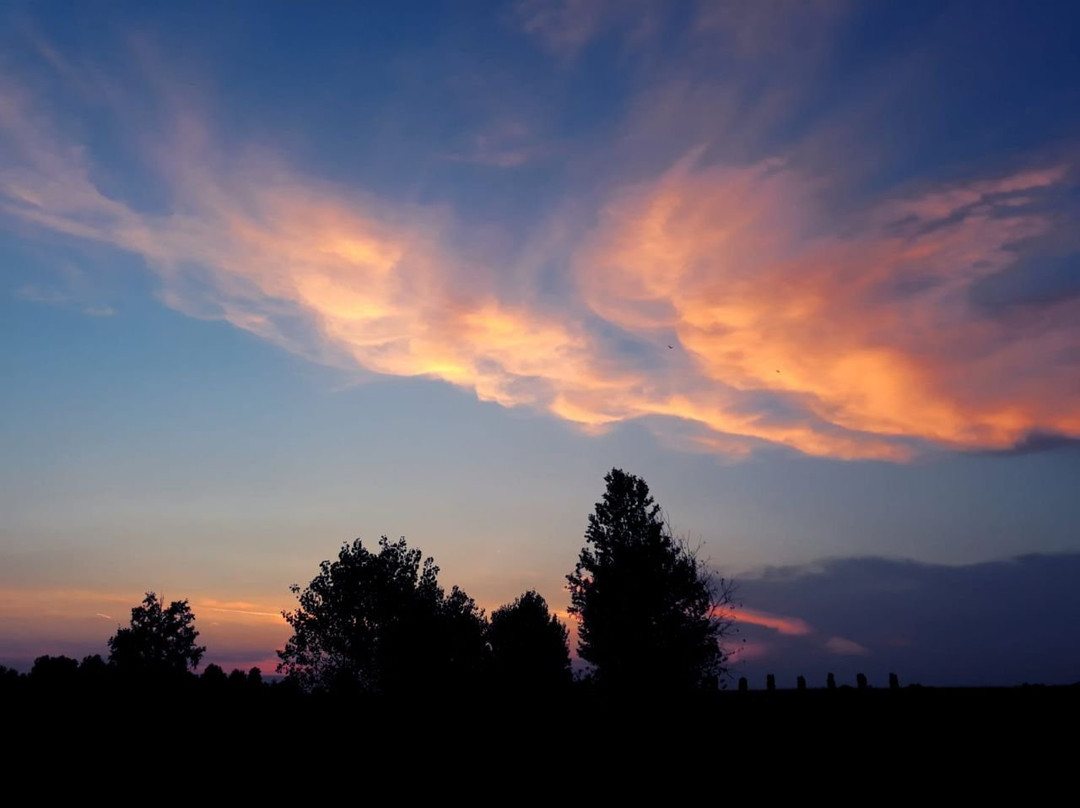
[725,553,1080,687]
[969,254,1080,315]
[968,432,1080,458]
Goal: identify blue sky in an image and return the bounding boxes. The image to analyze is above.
[2,1,1079,683]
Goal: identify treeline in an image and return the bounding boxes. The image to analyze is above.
[0,582,574,702]
[4,468,1075,757]
[0,654,906,699]
[4,469,737,703]
[271,468,734,697]
[15,467,1030,711]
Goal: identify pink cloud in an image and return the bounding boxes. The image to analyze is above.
[576,150,1079,457]
[824,636,870,656]
[513,0,650,57]
[3,75,1077,461]
[721,606,813,636]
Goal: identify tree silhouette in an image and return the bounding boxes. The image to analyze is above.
[201,663,228,689]
[487,590,571,693]
[567,468,734,693]
[277,536,488,695]
[107,592,205,676]
[29,655,79,686]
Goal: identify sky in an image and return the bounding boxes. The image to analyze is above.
[2,0,1079,686]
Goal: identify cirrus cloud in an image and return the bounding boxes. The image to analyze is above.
[576,151,1079,457]
[2,64,1078,462]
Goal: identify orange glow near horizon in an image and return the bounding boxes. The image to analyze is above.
[0,587,291,671]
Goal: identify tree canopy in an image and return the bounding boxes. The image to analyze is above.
[277,536,488,695]
[107,592,206,676]
[487,590,571,692]
[567,468,734,692]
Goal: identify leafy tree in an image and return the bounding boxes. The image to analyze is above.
[487,590,571,692]
[107,592,206,676]
[201,663,228,688]
[566,468,734,692]
[29,655,79,685]
[79,654,108,677]
[278,536,488,694]
[0,665,19,689]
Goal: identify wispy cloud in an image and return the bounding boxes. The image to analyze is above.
[824,636,870,656]
[439,121,547,168]
[513,0,616,57]
[726,607,812,636]
[15,284,68,305]
[14,283,115,318]
[81,305,116,317]
[576,151,1079,457]
[2,31,1078,462]
[195,598,287,622]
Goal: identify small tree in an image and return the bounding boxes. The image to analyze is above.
[278,536,488,694]
[107,592,205,675]
[567,468,735,693]
[487,590,571,692]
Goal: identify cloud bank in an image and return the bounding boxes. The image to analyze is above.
[729,554,1080,687]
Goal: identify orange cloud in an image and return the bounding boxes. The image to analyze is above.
[717,606,812,636]
[194,599,288,623]
[0,587,152,627]
[2,77,1077,461]
[577,151,1079,457]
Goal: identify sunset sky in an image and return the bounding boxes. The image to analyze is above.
[2,1,1079,686]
